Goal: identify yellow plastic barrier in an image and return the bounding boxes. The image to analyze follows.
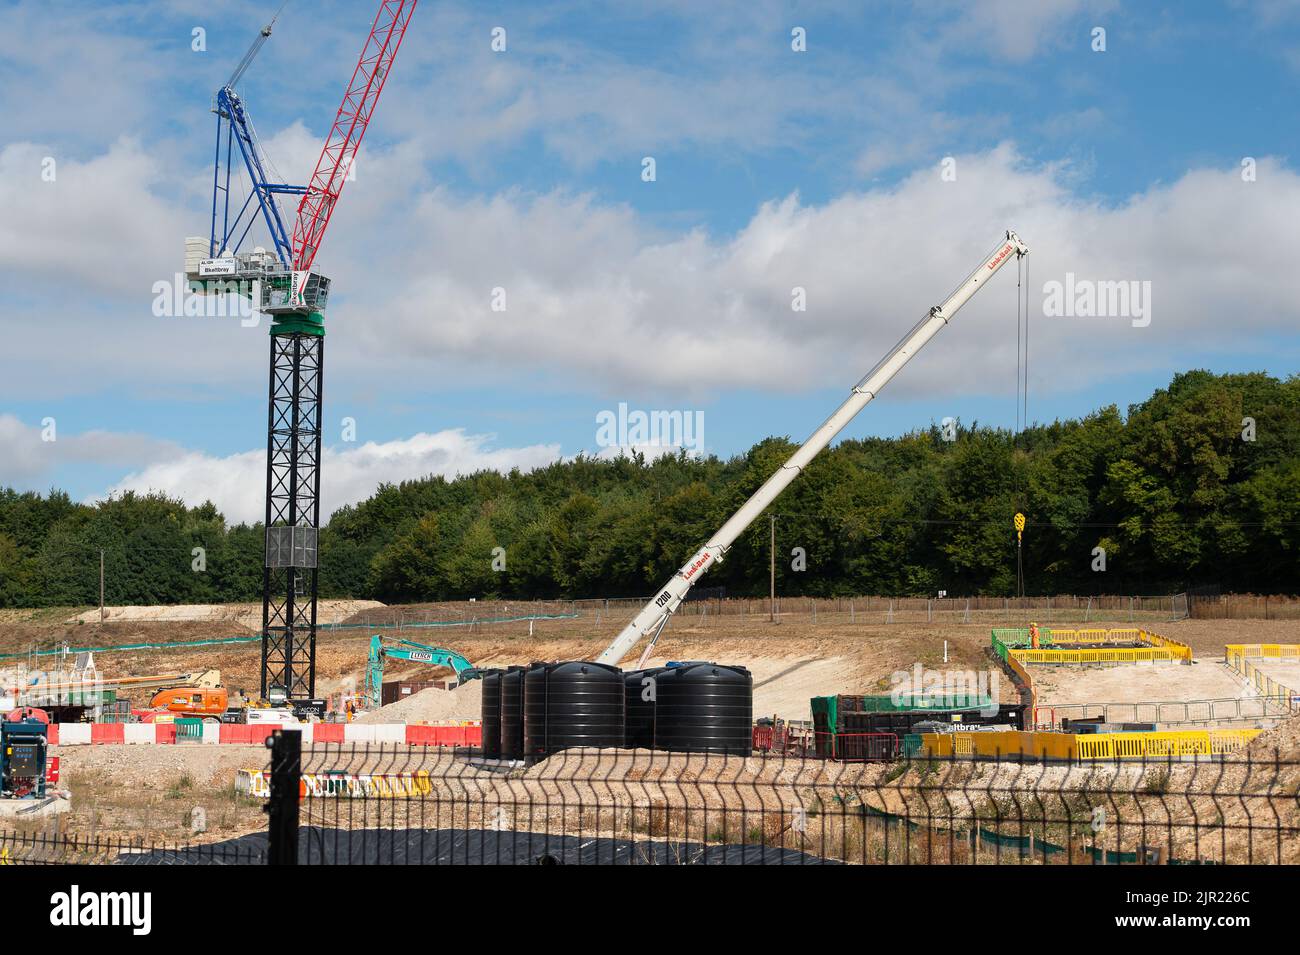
[1224,645,1300,715]
[919,728,1261,761]
[1225,644,1300,659]
[997,628,1193,662]
[1010,646,1187,665]
[1140,630,1194,661]
[1040,627,1145,644]
[1005,653,1037,712]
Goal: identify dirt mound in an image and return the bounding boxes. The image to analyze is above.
[354,680,483,724]
[65,599,385,629]
[1247,711,1300,759]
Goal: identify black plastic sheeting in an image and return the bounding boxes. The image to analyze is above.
[117,827,838,865]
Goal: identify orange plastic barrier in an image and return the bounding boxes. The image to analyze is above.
[155,723,176,743]
[405,724,479,746]
[218,724,282,745]
[312,723,345,743]
[46,724,59,745]
[91,723,124,744]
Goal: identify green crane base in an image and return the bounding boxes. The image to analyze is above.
[270,312,326,336]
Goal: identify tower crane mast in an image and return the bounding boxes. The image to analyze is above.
[187,2,418,700]
[594,231,1030,668]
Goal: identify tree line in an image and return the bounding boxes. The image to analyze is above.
[1,370,1296,609]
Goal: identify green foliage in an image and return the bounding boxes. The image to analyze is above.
[0,372,1296,607]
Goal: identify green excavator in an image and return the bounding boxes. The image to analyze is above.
[364,635,482,709]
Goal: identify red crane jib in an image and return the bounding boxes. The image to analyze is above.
[292,0,417,273]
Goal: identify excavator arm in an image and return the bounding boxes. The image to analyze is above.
[364,636,481,708]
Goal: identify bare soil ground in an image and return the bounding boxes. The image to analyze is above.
[20,745,268,847]
[1031,660,1253,706]
[7,602,1297,860]
[4,604,1292,715]
[1252,659,1300,690]
[1146,619,1285,657]
[354,680,483,723]
[62,599,384,628]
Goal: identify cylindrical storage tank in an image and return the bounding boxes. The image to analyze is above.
[525,661,625,758]
[499,665,527,760]
[623,666,669,749]
[523,664,548,758]
[653,663,753,755]
[479,669,504,759]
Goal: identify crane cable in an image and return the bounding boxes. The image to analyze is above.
[1016,254,1022,434]
[1023,253,1030,434]
[1015,252,1031,434]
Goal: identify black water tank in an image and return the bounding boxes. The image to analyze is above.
[525,661,625,758]
[499,665,528,760]
[523,665,548,758]
[623,666,669,749]
[479,669,504,759]
[653,663,753,755]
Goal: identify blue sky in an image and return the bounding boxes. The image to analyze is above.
[1,0,1299,522]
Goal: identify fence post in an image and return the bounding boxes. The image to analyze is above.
[266,729,301,865]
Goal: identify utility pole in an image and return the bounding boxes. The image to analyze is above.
[769,514,776,624]
[99,549,105,626]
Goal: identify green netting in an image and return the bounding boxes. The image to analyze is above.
[991,627,1057,649]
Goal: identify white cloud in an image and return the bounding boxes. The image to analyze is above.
[344,144,1300,402]
[5,138,1300,411]
[0,139,187,298]
[936,0,1117,62]
[100,429,562,524]
[0,414,183,485]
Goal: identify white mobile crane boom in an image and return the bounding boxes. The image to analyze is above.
[595,230,1029,667]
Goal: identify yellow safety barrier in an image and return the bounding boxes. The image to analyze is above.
[919,728,1261,761]
[996,627,1193,662]
[1224,645,1300,715]
[1011,646,1187,665]
[1225,644,1300,659]
[1032,627,1145,644]
[1140,630,1194,661]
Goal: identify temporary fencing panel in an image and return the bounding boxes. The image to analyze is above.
[58,724,91,745]
[124,724,155,744]
[90,723,124,744]
[919,728,1262,761]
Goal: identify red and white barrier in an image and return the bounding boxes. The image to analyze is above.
[124,724,155,744]
[46,723,480,748]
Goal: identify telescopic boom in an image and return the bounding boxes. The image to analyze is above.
[594,230,1029,667]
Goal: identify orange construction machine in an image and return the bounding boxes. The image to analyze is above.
[148,685,228,716]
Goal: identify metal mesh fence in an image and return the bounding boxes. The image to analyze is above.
[244,742,1300,864]
[4,738,1295,865]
